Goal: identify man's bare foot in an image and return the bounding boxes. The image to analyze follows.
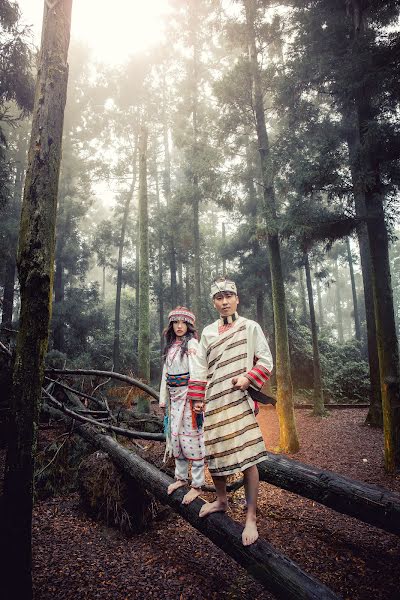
[199,499,228,517]
[167,480,187,495]
[182,487,201,505]
[242,518,258,546]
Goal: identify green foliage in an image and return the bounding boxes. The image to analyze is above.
[50,283,111,367]
[287,315,370,402]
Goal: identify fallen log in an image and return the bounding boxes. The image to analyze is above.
[258,453,400,536]
[43,401,340,600]
[294,403,370,409]
[30,366,400,537]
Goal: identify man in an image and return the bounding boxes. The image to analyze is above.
[187,277,273,545]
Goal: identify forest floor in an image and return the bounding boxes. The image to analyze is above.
[16,407,400,599]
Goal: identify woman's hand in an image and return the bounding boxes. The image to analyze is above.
[192,400,204,414]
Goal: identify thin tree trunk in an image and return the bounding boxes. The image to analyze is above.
[133,237,139,359]
[346,237,361,341]
[162,73,177,308]
[185,262,191,308]
[155,160,164,362]
[304,254,324,415]
[333,258,344,343]
[102,265,106,303]
[298,269,308,324]
[1,2,73,597]
[316,276,324,327]
[113,145,138,371]
[137,124,150,413]
[244,0,299,452]
[222,222,227,275]
[178,260,184,305]
[1,149,25,338]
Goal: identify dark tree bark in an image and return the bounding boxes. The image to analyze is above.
[346,112,382,426]
[304,254,324,415]
[0,2,73,597]
[346,237,361,342]
[347,2,399,469]
[244,0,299,452]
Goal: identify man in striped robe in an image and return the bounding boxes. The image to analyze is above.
[188,278,273,545]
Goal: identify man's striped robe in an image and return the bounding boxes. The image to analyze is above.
[188,316,273,476]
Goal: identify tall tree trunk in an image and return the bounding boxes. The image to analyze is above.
[222,222,227,275]
[244,0,299,452]
[346,115,382,426]
[1,3,73,597]
[298,269,308,325]
[348,1,399,470]
[333,258,344,343]
[316,276,324,327]
[346,237,361,342]
[154,159,164,362]
[177,260,184,305]
[102,265,106,303]
[113,145,138,371]
[133,236,139,360]
[304,254,324,415]
[162,73,177,308]
[188,1,202,328]
[137,125,150,413]
[1,146,26,339]
[185,262,191,308]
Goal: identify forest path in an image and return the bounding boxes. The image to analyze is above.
[32,408,400,599]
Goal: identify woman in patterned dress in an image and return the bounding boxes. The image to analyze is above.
[159,307,205,504]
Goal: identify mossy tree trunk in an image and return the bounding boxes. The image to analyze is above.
[113,143,138,371]
[1,1,73,597]
[244,0,299,452]
[137,124,150,412]
[346,237,361,342]
[304,254,324,416]
[348,2,399,468]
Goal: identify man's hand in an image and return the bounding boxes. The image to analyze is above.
[192,400,204,414]
[232,375,251,391]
